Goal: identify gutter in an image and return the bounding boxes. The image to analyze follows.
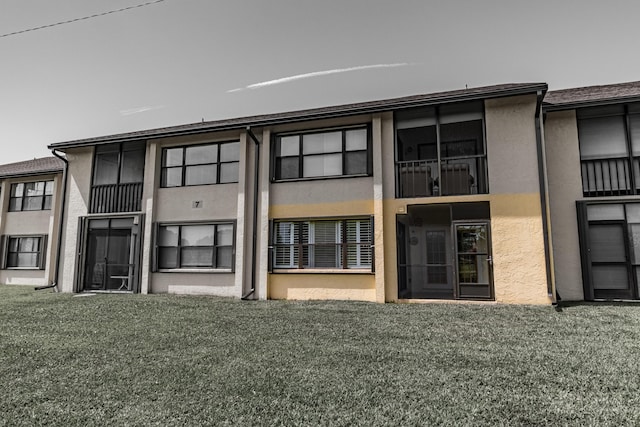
[534,90,557,305]
[242,127,261,300]
[35,150,69,291]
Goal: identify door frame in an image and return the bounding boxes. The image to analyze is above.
[74,214,144,293]
[452,220,494,300]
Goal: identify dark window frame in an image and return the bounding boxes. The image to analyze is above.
[271,216,374,271]
[9,180,54,212]
[272,125,372,182]
[577,103,640,197]
[2,234,47,270]
[160,141,240,187]
[155,221,236,271]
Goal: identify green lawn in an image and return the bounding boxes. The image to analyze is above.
[1,286,640,426]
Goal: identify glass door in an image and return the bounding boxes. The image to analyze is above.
[83,218,137,292]
[454,222,493,299]
[587,222,635,300]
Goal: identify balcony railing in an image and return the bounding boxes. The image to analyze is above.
[580,157,639,197]
[90,182,143,213]
[396,157,486,198]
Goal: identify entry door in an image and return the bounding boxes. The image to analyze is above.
[454,222,493,299]
[587,222,636,300]
[84,222,135,291]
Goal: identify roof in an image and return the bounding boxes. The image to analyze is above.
[544,80,640,111]
[49,82,547,149]
[0,156,64,179]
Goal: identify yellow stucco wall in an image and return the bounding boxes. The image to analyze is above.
[269,273,376,301]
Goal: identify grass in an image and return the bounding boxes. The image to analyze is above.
[1,286,640,426]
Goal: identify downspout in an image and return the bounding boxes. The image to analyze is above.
[242,127,261,300]
[534,90,557,305]
[35,149,68,291]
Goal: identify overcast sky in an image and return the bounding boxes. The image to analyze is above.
[1,0,639,164]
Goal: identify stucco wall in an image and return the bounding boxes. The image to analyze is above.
[485,95,540,194]
[269,273,376,301]
[150,272,236,295]
[544,110,584,300]
[270,178,374,218]
[58,146,93,292]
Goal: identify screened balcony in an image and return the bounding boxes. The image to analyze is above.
[90,142,145,214]
[395,101,488,199]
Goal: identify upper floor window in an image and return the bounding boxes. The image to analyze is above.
[9,181,54,211]
[91,142,146,213]
[272,126,371,181]
[395,101,487,198]
[272,217,372,270]
[577,104,640,196]
[93,142,145,186]
[161,141,240,187]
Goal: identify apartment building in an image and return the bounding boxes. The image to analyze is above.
[43,82,552,304]
[0,157,64,287]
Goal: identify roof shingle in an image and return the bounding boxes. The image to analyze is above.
[49,82,547,149]
[544,81,640,110]
[0,156,64,179]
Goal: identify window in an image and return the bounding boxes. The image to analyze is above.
[273,127,370,180]
[156,223,234,270]
[93,142,145,185]
[3,235,47,269]
[161,142,240,187]
[577,103,640,196]
[395,101,487,198]
[273,218,372,270]
[9,181,54,211]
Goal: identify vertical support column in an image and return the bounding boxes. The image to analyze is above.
[234,132,249,297]
[256,129,271,300]
[372,114,386,303]
[140,142,157,294]
[44,174,62,285]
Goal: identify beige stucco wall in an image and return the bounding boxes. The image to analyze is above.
[544,110,584,300]
[150,272,236,295]
[58,146,93,292]
[270,178,374,217]
[485,95,540,194]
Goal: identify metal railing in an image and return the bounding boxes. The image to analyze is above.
[90,182,143,213]
[396,157,486,198]
[580,157,639,197]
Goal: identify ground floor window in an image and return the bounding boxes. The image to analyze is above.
[272,217,373,270]
[2,235,47,269]
[578,201,640,300]
[156,222,234,270]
